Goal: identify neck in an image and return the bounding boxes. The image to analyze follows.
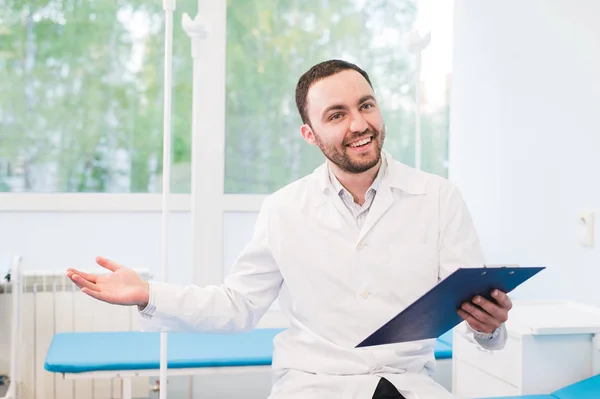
[330,158,381,205]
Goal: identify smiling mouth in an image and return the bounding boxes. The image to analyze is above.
[347,136,373,148]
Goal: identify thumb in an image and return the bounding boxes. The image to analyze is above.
[95,256,122,272]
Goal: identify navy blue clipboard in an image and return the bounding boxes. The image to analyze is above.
[356,266,545,348]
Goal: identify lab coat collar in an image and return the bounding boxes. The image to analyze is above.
[313,149,427,241]
[315,149,427,197]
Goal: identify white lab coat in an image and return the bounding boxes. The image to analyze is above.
[139,150,507,399]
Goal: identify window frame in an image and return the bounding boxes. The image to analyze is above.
[0,193,190,212]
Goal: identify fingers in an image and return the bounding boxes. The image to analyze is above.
[70,274,101,292]
[461,301,496,325]
[457,290,512,334]
[95,256,122,272]
[490,289,512,311]
[67,268,97,284]
[459,302,502,332]
[457,309,492,333]
[471,295,509,324]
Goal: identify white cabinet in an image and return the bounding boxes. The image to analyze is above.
[452,300,600,398]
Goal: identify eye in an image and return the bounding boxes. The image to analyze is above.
[329,113,343,121]
[361,102,374,110]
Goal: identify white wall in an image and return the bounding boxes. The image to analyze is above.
[0,210,269,287]
[0,211,194,285]
[450,0,600,304]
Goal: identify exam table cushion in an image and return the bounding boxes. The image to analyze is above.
[437,329,453,347]
[477,396,555,399]
[434,329,453,359]
[433,339,452,359]
[551,373,600,399]
[45,329,281,373]
[478,373,600,399]
[45,328,454,373]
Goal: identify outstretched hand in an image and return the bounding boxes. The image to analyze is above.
[67,256,149,308]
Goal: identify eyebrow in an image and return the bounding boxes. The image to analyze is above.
[357,95,376,105]
[321,95,376,120]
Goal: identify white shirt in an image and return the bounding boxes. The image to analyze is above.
[139,150,507,399]
[327,154,386,230]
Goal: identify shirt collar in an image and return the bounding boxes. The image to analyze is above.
[315,149,427,197]
[327,152,388,197]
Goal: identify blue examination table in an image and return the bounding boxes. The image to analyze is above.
[45,329,276,373]
[44,327,600,398]
[478,373,600,399]
[45,328,281,399]
[45,327,455,398]
[434,328,453,359]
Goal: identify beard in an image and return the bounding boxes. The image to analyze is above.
[313,125,385,174]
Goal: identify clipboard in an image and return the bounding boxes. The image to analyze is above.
[356,265,545,348]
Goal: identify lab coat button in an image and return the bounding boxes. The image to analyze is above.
[357,242,366,250]
[361,291,370,299]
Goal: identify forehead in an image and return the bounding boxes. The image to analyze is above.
[306,70,374,113]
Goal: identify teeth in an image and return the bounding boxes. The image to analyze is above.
[349,137,372,147]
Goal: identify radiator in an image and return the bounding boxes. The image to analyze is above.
[0,260,154,399]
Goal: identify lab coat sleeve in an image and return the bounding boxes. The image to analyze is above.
[138,195,283,333]
[437,182,508,351]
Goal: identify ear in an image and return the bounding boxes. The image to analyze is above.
[300,124,317,145]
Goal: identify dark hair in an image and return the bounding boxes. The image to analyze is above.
[295,59,373,126]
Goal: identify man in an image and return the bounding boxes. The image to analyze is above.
[68,59,511,399]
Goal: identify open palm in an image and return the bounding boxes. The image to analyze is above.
[67,256,149,307]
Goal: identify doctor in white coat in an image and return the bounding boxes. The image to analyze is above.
[68,59,512,399]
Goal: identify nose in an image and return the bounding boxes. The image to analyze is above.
[349,112,368,133]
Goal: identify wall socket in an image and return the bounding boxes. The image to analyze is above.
[580,211,595,248]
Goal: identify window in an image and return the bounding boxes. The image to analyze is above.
[1,1,451,195]
[0,1,196,193]
[224,0,453,194]
[0,1,454,290]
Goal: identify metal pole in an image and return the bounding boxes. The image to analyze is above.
[160,0,176,398]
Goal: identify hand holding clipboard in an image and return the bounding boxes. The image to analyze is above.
[356,266,545,347]
[457,286,513,335]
